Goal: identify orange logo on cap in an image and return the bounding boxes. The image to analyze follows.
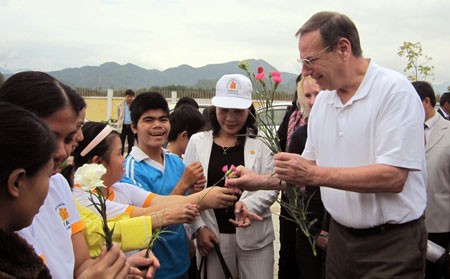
[229,81,237,90]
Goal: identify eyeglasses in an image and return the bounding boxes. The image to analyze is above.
[297,46,330,67]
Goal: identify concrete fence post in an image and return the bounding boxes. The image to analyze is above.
[107,89,113,120]
[171,90,177,104]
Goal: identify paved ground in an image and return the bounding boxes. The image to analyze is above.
[271,201,281,278]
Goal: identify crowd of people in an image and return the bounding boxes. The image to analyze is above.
[0,10,449,279]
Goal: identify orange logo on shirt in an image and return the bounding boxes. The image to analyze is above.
[59,208,69,221]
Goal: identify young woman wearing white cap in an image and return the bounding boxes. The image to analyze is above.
[185,74,278,279]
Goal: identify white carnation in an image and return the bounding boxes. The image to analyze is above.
[74,163,107,191]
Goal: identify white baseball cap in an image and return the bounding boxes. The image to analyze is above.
[212,74,253,109]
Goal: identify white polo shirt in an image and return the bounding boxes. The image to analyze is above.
[73,181,155,219]
[302,60,427,229]
[19,173,85,278]
[109,182,155,207]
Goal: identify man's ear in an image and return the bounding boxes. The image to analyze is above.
[131,124,137,134]
[423,97,432,108]
[7,169,27,198]
[337,37,351,58]
[179,131,189,141]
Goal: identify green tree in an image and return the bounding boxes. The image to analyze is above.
[397,41,434,81]
[0,72,4,86]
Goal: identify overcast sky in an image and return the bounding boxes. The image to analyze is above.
[1,0,449,85]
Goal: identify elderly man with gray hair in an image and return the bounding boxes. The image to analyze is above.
[227,11,428,278]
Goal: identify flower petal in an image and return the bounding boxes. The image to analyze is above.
[222,165,229,173]
[74,163,107,191]
[230,164,236,172]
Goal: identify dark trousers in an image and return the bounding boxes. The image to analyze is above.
[426,232,450,279]
[326,217,427,279]
[120,124,134,155]
[278,193,299,279]
[188,255,197,279]
[296,228,325,279]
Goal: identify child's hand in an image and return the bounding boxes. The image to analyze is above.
[78,243,129,279]
[198,187,238,209]
[162,203,200,226]
[196,227,218,256]
[179,162,204,191]
[316,230,329,251]
[190,175,206,193]
[128,249,160,279]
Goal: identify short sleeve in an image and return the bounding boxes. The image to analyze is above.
[73,187,130,219]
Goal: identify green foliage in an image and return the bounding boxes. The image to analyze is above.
[397,41,434,81]
[0,72,4,86]
[144,227,174,258]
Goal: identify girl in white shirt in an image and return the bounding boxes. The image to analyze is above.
[72,121,239,229]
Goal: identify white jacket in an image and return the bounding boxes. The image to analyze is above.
[116,101,126,133]
[184,130,278,250]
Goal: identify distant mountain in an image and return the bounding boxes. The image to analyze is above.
[0,67,11,74]
[2,60,299,92]
[435,81,450,95]
[2,62,449,94]
[47,62,171,89]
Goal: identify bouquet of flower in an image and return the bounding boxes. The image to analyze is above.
[238,61,318,256]
[74,163,114,250]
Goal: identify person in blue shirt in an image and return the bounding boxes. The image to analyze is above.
[121,91,206,279]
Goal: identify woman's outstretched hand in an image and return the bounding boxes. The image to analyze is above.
[229,201,263,228]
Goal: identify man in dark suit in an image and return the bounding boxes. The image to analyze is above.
[413,82,450,279]
[437,92,450,120]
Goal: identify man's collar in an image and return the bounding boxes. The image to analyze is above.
[438,107,449,118]
[129,146,166,172]
[425,112,439,130]
[129,146,148,162]
[328,59,374,108]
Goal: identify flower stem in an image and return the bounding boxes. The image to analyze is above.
[90,187,114,250]
[197,168,233,206]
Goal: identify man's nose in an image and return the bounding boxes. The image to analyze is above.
[302,65,313,77]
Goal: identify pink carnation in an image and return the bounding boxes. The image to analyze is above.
[230,164,236,172]
[271,72,282,84]
[255,72,265,80]
[271,71,280,76]
[257,67,264,74]
[222,165,229,173]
